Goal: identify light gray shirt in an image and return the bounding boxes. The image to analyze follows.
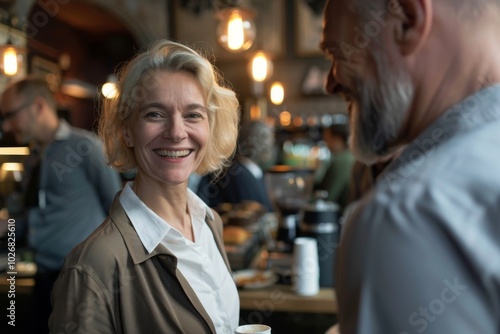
[27,119,122,270]
[337,85,500,334]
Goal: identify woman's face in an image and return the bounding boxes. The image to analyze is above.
[124,70,210,187]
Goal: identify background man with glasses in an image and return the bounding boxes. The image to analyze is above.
[0,76,122,333]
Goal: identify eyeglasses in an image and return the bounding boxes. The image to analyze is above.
[1,100,33,122]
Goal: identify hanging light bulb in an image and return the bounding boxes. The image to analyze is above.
[250,51,273,82]
[102,82,118,99]
[249,103,261,120]
[280,111,291,127]
[270,82,284,105]
[227,11,244,50]
[3,46,18,76]
[216,7,256,52]
[101,75,118,99]
[0,21,26,77]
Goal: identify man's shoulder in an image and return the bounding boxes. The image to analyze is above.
[379,118,500,195]
[66,126,101,145]
[353,146,500,238]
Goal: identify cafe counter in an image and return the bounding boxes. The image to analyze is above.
[239,284,337,314]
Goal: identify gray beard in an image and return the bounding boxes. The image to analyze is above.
[349,49,414,164]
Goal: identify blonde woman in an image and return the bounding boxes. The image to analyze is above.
[49,40,240,334]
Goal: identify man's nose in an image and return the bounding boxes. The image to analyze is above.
[325,69,343,95]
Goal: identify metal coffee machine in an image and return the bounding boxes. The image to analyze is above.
[265,166,315,252]
[299,191,340,288]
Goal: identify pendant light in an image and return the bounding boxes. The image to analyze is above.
[0,12,25,77]
[2,44,18,76]
[216,1,256,52]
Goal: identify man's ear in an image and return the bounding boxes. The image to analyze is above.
[32,96,45,115]
[122,124,134,148]
[391,0,432,55]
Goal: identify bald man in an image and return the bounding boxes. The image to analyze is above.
[321,0,500,333]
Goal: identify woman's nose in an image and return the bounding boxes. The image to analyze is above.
[163,117,187,142]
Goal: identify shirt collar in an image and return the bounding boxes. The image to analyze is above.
[119,182,213,253]
[29,118,71,154]
[238,156,263,179]
[54,119,72,140]
[380,84,500,189]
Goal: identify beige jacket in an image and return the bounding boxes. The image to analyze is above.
[49,193,231,334]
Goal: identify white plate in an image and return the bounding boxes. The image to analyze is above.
[233,269,278,289]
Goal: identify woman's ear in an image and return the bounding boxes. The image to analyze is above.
[122,125,134,148]
[391,0,432,55]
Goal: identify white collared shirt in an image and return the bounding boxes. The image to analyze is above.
[119,182,239,334]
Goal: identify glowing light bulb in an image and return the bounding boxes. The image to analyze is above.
[251,52,270,82]
[217,8,256,52]
[250,103,261,120]
[270,82,284,105]
[228,12,244,50]
[3,47,18,76]
[280,111,291,127]
[102,82,118,99]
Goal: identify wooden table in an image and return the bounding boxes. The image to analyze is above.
[239,284,338,314]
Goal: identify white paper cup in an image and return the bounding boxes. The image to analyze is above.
[293,270,319,296]
[293,237,319,296]
[293,237,319,270]
[234,324,272,333]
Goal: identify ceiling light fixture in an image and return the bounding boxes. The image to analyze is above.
[0,10,26,77]
[270,82,284,105]
[101,75,118,99]
[216,0,256,52]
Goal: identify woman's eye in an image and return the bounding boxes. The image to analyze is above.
[186,113,202,119]
[145,111,161,118]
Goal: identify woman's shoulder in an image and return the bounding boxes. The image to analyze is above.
[60,217,128,278]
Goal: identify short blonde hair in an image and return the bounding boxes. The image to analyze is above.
[98,40,240,176]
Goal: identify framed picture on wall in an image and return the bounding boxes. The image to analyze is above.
[31,56,61,92]
[294,0,326,57]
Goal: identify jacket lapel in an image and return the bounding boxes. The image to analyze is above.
[109,193,228,334]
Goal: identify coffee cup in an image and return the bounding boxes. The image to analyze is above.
[234,324,272,333]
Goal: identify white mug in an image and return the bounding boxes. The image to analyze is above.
[234,324,272,334]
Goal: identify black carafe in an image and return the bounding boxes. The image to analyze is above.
[299,191,340,288]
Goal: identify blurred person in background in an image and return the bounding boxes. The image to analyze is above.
[314,114,355,212]
[49,40,241,333]
[197,119,275,212]
[0,77,122,333]
[322,0,500,333]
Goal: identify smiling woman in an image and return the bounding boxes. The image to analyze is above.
[100,40,240,177]
[49,40,242,334]
[123,70,211,188]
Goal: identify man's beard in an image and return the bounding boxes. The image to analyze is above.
[348,48,414,164]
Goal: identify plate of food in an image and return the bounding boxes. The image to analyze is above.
[233,269,278,289]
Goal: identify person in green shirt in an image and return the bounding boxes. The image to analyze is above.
[315,117,355,212]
